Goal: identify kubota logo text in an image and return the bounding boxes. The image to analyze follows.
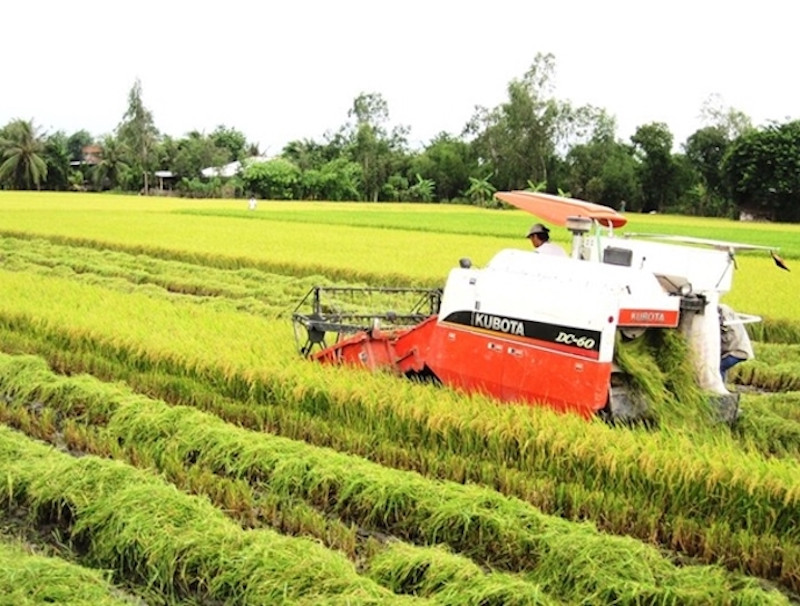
[630,311,665,323]
[473,313,525,336]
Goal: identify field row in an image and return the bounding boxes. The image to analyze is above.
[2,236,800,451]
[0,233,334,318]
[0,538,138,606]
[0,422,423,605]
[1,270,799,596]
[4,231,800,358]
[2,197,799,322]
[4,192,800,259]
[0,353,789,605]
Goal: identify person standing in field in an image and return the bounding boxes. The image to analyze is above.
[526,223,567,257]
[248,196,257,211]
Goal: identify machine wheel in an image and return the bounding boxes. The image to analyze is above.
[296,313,327,356]
[709,392,741,426]
[601,370,652,426]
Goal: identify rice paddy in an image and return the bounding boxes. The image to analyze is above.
[1,190,799,604]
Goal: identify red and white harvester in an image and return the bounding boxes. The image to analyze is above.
[293,191,771,423]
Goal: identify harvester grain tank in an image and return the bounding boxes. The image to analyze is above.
[293,191,772,423]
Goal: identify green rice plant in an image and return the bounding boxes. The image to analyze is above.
[740,392,800,424]
[730,342,800,392]
[0,425,418,605]
[367,541,558,605]
[4,190,800,258]
[733,361,800,392]
[2,264,800,591]
[721,255,799,324]
[1,384,366,565]
[0,234,337,319]
[3,191,800,319]
[613,328,713,426]
[0,368,566,605]
[0,539,138,606]
[0,354,789,605]
[733,394,800,459]
[4,304,800,592]
[745,318,800,344]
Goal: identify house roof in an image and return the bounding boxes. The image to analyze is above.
[200,156,272,178]
[201,161,241,178]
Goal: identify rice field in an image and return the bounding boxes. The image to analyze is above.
[1,191,799,605]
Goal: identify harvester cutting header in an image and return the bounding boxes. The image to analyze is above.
[293,191,776,424]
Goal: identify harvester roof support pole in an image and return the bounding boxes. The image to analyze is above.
[565,216,594,260]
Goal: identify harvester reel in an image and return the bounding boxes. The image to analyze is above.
[292,285,442,358]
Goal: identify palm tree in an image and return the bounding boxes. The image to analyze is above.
[43,131,72,190]
[92,136,131,191]
[0,119,47,189]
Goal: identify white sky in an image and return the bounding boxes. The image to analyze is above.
[3,0,798,154]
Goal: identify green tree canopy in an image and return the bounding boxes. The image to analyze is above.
[66,129,93,163]
[92,135,131,191]
[283,137,343,171]
[210,125,248,162]
[683,126,731,215]
[565,133,638,210]
[0,119,48,190]
[723,120,800,221]
[344,92,408,201]
[466,53,609,194]
[305,157,362,201]
[241,158,301,200]
[167,131,231,180]
[42,131,72,191]
[117,79,159,193]
[630,122,678,213]
[467,53,561,190]
[409,132,475,201]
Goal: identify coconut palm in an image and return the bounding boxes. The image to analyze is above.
[0,119,48,189]
[92,135,131,191]
[42,131,72,190]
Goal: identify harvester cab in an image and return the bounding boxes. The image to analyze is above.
[293,190,772,424]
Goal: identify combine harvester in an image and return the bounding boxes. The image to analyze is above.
[293,191,776,424]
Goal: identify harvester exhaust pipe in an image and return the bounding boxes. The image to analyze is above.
[565,216,593,260]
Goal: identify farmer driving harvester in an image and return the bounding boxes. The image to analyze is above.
[526,222,567,257]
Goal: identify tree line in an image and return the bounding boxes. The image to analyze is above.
[2,53,799,221]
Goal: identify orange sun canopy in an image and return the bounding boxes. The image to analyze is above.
[495,191,628,228]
